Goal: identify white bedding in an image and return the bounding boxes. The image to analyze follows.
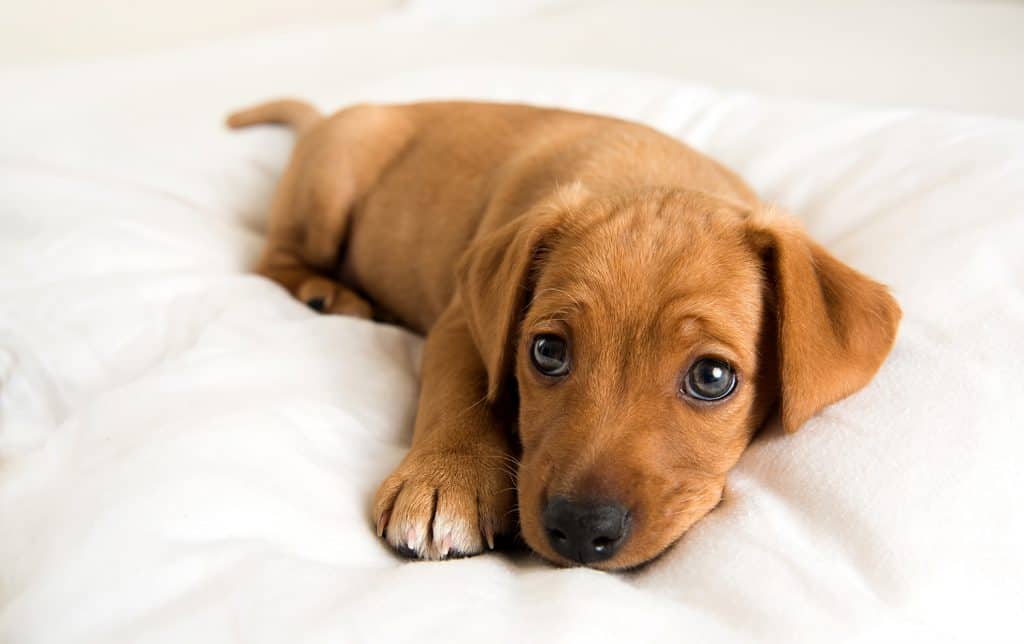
[2,42,1024,644]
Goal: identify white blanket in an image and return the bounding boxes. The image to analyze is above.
[1,56,1022,644]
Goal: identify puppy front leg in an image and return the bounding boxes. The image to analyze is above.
[373,303,516,560]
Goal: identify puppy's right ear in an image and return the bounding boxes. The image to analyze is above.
[749,213,902,434]
[456,186,588,403]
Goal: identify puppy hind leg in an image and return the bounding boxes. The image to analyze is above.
[256,135,375,318]
[258,245,372,318]
[255,105,415,319]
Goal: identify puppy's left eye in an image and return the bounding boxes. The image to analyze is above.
[683,357,736,401]
[530,334,570,377]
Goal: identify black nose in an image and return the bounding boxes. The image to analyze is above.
[542,496,630,564]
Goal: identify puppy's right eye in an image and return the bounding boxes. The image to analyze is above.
[530,334,570,377]
[682,357,736,402]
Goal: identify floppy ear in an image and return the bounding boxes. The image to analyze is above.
[750,215,901,433]
[455,188,586,403]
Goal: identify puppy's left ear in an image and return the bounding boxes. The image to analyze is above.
[455,186,588,403]
[750,214,902,433]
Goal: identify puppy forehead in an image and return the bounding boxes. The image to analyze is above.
[530,198,764,343]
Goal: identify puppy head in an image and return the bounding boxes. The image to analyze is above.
[457,187,900,570]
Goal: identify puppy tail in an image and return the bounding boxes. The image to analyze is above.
[226,99,322,135]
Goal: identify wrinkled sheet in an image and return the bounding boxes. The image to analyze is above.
[1,55,1022,644]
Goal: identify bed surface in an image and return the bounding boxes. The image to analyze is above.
[2,9,1023,644]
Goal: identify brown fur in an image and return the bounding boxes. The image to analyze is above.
[228,99,901,569]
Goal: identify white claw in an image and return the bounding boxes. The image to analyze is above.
[438,532,453,558]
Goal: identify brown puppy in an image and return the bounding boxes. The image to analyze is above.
[228,99,900,570]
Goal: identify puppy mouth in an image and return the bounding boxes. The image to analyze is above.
[519,480,709,570]
[517,462,661,569]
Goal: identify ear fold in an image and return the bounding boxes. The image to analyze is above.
[456,188,586,403]
[750,215,902,433]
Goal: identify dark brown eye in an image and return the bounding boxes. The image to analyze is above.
[530,334,570,377]
[683,358,736,401]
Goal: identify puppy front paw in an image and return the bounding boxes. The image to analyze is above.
[372,448,515,560]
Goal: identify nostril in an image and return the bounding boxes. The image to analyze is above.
[592,536,615,553]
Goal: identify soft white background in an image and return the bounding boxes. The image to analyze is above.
[2,0,1024,119]
[1,2,1023,643]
